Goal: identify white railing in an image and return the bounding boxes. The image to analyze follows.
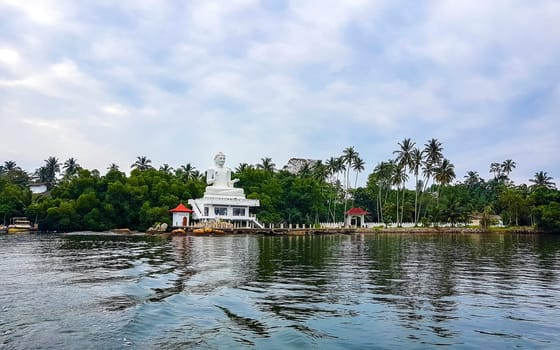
[250,217,264,229]
[318,222,494,228]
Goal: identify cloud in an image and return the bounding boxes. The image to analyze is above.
[0,48,20,65]
[0,1,559,185]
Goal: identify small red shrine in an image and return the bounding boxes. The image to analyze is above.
[345,207,370,228]
[169,203,194,227]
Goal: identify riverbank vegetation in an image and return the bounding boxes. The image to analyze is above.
[1,138,558,231]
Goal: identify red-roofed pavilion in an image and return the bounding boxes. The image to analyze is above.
[345,207,370,228]
[169,203,194,227]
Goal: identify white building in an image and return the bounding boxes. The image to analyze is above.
[29,183,48,194]
[188,153,262,228]
[282,158,319,174]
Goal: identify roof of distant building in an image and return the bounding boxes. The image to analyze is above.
[346,207,370,215]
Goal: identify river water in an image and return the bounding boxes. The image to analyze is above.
[1,233,559,349]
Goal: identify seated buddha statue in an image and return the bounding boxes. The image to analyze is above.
[203,152,245,198]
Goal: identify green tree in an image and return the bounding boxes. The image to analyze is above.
[43,156,61,188]
[529,171,556,190]
[176,163,197,181]
[370,160,394,223]
[410,147,423,224]
[498,187,529,226]
[257,157,276,172]
[159,163,173,174]
[464,171,482,187]
[131,156,153,171]
[235,163,252,173]
[433,158,456,207]
[4,160,19,171]
[501,159,516,179]
[63,157,81,178]
[392,164,408,226]
[419,138,443,220]
[533,202,560,230]
[342,146,358,223]
[394,138,415,224]
[326,156,345,222]
[352,156,365,192]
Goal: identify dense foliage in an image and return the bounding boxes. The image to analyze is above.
[1,141,558,231]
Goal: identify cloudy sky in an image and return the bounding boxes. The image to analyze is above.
[1,0,559,185]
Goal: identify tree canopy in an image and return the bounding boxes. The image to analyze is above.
[1,142,558,231]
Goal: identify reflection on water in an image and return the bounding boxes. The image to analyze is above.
[1,233,559,349]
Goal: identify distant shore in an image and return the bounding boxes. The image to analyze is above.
[45,226,557,237]
[137,226,556,237]
[359,226,554,234]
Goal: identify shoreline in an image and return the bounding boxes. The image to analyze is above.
[35,227,555,237]
[144,226,556,237]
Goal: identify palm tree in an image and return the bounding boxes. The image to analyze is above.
[311,160,328,181]
[394,138,415,170]
[63,157,81,178]
[176,163,197,181]
[434,159,455,186]
[257,157,275,172]
[394,138,416,225]
[352,156,365,189]
[421,138,443,198]
[410,148,423,224]
[131,156,153,171]
[326,157,345,183]
[529,171,556,189]
[464,171,482,186]
[311,160,329,219]
[43,156,61,188]
[326,156,345,223]
[490,162,502,180]
[392,164,408,226]
[424,138,443,166]
[501,160,516,175]
[235,163,252,173]
[501,159,516,177]
[159,163,173,174]
[107,163,120,171]
[372,160,395,223]
[342,147,358,223]
[4,160,18,171]
[34,166,49,183]
[433,158,456,205]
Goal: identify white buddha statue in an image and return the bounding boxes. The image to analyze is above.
[203,152,245,198]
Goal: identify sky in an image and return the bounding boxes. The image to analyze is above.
[1,0,559,186]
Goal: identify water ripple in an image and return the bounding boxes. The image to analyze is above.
[1,233,560,349]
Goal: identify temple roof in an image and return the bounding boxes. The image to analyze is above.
[169,203,194,213]
[346,207,370,215]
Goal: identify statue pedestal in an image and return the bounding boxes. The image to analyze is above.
[203,186,245,198]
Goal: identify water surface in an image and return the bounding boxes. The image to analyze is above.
[1,233,559,349]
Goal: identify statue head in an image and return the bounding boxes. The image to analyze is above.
[214,152,226,167]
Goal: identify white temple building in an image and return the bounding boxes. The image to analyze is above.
[188,153,262,228]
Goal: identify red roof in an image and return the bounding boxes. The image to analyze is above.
[346,207,370,215]
[168,203,193,213]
